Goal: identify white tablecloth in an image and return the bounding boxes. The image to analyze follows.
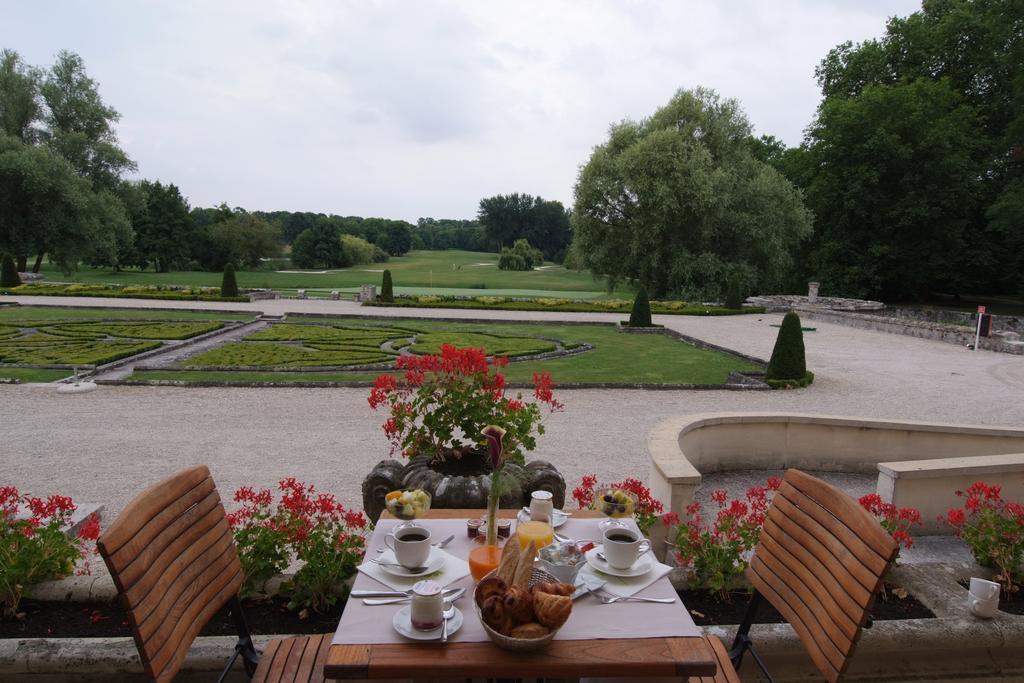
[332,516,701,645]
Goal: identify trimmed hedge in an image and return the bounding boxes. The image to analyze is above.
[766,312,808,381]
[0,254,20,288]
[365,296,764,316]
[1,283,247,302]
[628,287,652,327]
[380,269,394,302]
[221,263,239,298]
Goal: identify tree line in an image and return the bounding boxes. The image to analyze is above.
[571,0,1023,301]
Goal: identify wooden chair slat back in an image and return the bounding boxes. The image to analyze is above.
[97,466,244,683]
[746,469,898,683]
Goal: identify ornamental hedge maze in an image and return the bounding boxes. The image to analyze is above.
[181,320,563,370]
[0,320,225,369]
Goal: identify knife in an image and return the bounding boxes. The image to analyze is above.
[363,587,465,606]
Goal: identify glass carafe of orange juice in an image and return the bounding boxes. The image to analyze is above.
[468,544,502,581]
[516,520,554,550]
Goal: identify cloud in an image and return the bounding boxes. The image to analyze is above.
[2,0,921,221]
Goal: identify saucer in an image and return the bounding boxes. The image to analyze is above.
[584,546,654,578]
[517,508,569,528]
[392,605,464,640]
[377,547,446,577]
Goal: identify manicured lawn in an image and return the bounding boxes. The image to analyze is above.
[0,367,74,383]
[34,250,628,295]
[142,316,761,385]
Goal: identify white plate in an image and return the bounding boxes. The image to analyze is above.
[392,605,464,641]
[517,508,569,528]
[584,546,654,578]
[376,547,446,578]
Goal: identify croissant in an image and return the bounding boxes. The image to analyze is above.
[532,590,572,630]
[510,622,550,639]
[531,581,575,597]
[475,575,508,608]
[481,595,513,635]
[503,584,535,624]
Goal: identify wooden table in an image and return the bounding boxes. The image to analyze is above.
[324,509,717,680]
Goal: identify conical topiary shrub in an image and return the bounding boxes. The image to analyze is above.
[381,269,394,302]
[628,286,652,327]
[724,274,744,309]
[766,312,807,382]
[0,254,21,288]
[220,262,239,298]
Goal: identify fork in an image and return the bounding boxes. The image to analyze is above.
[592,586,675,604]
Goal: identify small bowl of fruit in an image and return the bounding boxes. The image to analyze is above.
[596,487,637,531]
[384,489,431,529]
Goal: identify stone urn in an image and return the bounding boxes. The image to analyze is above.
[362,453,566,522]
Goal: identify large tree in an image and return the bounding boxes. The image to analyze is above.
[804,79,985,299]
[802,0,1024,297]
[571,87,813,299]
[131,180,194,272]
[0,135,128,273]
[195,212,281,271]
[0,49,136,271]
[0,50,41,143]
[40,50,135,191]
[477,193,571,261]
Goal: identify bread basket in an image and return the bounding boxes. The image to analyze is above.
[473,568,565,652]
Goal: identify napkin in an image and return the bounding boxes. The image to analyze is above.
[356,548,470,592]
[577,552,673,597]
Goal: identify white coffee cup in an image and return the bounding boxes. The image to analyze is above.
[968,591,999,618]
[602,527,651,569]
[969,577,1000,601]
[385,525,432,568]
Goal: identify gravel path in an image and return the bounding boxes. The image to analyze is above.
[2,294,1022,519]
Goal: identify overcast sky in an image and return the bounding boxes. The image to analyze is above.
[5,0,921,223]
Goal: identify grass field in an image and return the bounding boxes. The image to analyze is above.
[0,367,76,382]
[34,250,628,296]
[138,316,761,385]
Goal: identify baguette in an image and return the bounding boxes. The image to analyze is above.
[512,540,537,588]
[496,537,521,583]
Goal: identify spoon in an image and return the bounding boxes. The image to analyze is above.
[440,604,456,642]
[371,559,429,573]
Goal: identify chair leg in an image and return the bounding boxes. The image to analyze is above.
[226,595,261,678]
[727,590,778,682]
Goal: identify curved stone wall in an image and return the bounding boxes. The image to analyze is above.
[648,412,1024,523]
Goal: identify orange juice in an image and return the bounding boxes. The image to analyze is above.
[468,544,502,581]
[516,520,554,550]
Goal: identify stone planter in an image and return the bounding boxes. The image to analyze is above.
[362,454,565,521]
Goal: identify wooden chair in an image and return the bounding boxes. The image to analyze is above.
[97,465,332,683]
[727,469,899,683]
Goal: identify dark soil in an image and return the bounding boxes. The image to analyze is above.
[680,583,934,627]
[0,596,344,639]
[956,578,1024,615]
